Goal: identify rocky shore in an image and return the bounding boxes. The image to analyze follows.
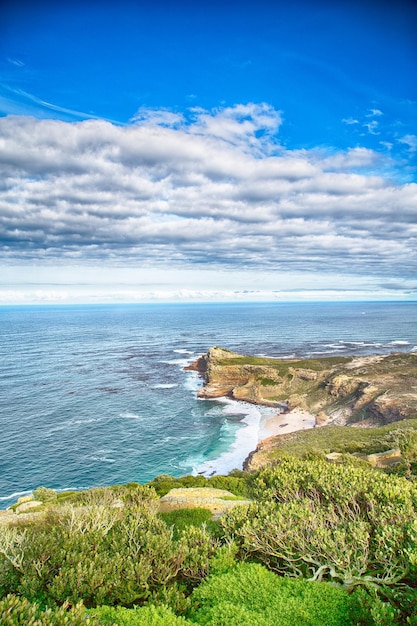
[186,346,417,469]
[186,346,417,426]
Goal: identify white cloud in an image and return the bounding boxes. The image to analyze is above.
[379,141,393,151]
[366,108,383,117]
[0,103,416,303]
[363,120,379,135]
[130,108,184,127]
[399,134,417,153]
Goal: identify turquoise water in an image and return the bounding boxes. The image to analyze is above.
[1,301,416,508]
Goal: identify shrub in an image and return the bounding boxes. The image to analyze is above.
[178,526,220,584]
[0,594,97,625]
[159,508,213,538]
[207,475,250,498]
[222,457,417,590]
[188,562,367,626]
[148,475,184,497]
[32,487,57,503]
[91,603,191,625]
[0,497,220,607]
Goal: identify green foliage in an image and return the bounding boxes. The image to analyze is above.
[55,491,79,503]
[32,487,57,504]
[354,588,402,626]
[0,594,97,625]
[207,542,239,575]
[0,499,218,608]
[207,474,249,497]
[222,457,417,590]
[148,582,191,615]
[178,525,220,584]
[149,473,249,498]
[2,456,417,622]
[159,508,213,538]
[188,562,366,625]
[260,377,278,386]
[217,355,349,372]
[77,483,158,506]
[256,420,417,465]
[91,603,191,625]
[149,475,207,497]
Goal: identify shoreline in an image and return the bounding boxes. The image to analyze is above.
[185,348,320,476]
[259,408,316,440]
[193,395,317,477]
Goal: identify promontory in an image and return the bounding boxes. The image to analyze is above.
[185,346,417,427]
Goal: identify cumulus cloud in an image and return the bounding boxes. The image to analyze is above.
[0,104,416,284]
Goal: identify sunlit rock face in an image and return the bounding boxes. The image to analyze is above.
[187,347,417,426]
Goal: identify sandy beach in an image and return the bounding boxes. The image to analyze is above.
[259,408,316,441]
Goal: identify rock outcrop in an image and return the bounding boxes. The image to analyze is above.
[159,487,251,519]
[186,347,417,427]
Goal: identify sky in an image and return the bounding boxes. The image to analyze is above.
[0,0,416,304]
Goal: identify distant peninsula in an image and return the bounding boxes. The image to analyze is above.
[186,346,417,426]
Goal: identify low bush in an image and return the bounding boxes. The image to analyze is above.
[91,603,190,625]
[32,487,57,504]
[159,508,214,537]
[188,562,367,626]
[0,594,97,625]
[0,499,218,607]
[223,457,417,590]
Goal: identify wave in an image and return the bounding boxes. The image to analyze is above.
[118,412,142,419]
[338,341,383,347]
[173,349,195,355]
[183,370,201,394]
[161,358,191,366]
[151,383,178,389]
[0,489,33,502]
[193,398,263,477]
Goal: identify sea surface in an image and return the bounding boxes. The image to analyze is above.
[1,301,416,508]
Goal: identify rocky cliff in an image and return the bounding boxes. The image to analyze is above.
[186,347,417,426]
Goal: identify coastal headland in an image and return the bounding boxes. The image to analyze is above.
[185,346,417,468]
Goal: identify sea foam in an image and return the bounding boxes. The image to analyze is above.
[194,397,264,476]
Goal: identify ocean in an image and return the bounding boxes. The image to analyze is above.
[1,301,416,508]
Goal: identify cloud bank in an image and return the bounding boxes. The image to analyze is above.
[1,103,416,295]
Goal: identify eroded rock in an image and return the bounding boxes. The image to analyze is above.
[159,487,251,518]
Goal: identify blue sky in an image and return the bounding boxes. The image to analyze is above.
[0,0,416,303]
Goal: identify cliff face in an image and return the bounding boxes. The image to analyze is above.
[186,347,417,427]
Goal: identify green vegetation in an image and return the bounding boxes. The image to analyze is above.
[149,472,249,498]
[223,458,417,591]
[159,508,216,539]
[189,562,367,626]
[217,355,350,372]
[1,452,417,624]
[0,595,99,625]
[256,420,417,461]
